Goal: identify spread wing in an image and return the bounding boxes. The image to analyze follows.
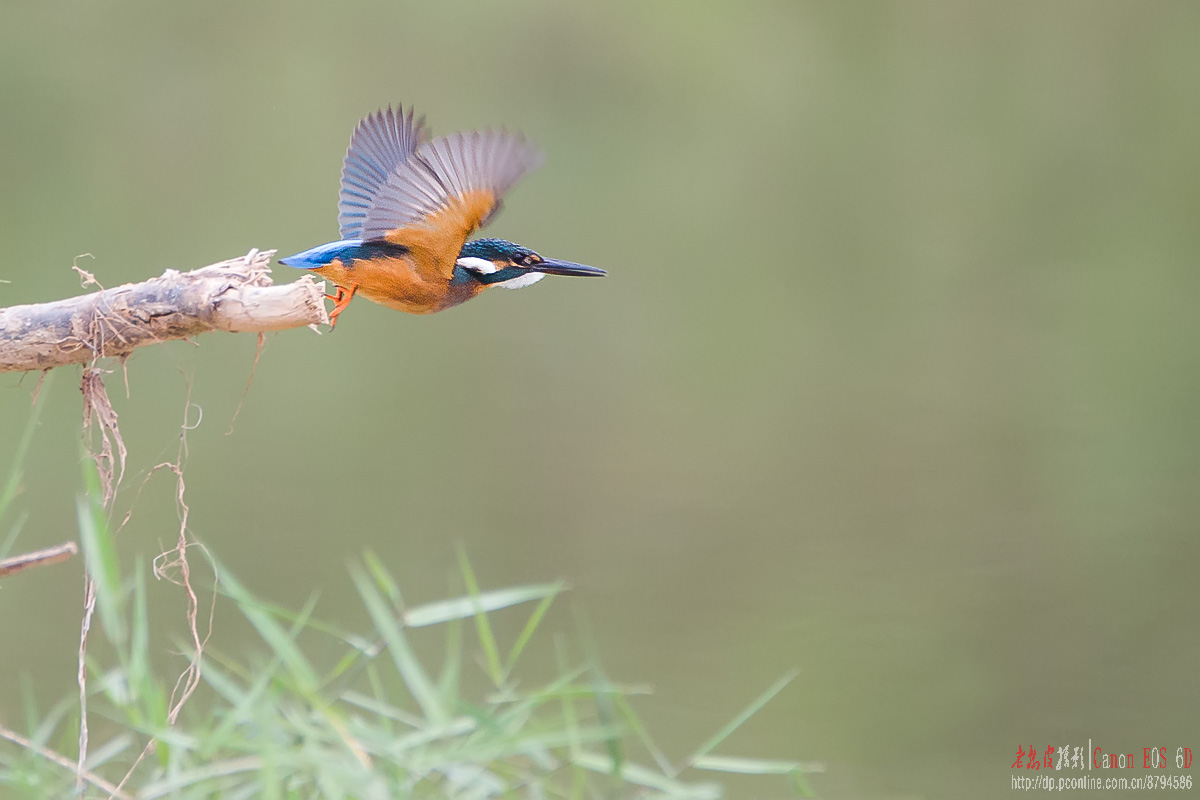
[361,129,544,279]
[338,105,429,240]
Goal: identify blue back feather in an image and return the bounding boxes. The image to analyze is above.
[279,239,410,269]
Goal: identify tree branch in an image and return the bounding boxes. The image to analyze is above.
[0,541,78,579]
[0,249,328,373]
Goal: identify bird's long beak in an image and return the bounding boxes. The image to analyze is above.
[530,258,606,278]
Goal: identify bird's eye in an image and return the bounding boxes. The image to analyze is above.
[520,254,541,266]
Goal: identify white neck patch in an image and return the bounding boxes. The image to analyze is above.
[496,272,545,290]
[457,256,498,274]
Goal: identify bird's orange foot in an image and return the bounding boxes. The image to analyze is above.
[325,284,358,329]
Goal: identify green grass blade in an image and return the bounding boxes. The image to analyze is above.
[19,674,38,737]
[137,757,265,799]
[125,557,166,728]
[213,554,319,692]
[791,768,818,797]
[322,647,365,688]
[689,668,799,763]
[81,734,134,771]
[350,562,445,723]
[340,690,423,728]
[200,595,318,759]
[503,583,564,681]
[211,592,364,647]
[692,755,824,775]
[362,548,403,607]
[437,616,463,708]
[555,636,587,800]
[608,689,673,776]
[574,752,722,799]
[402,582,563,627]
[77,458,125,646]
[128,558,149,691]
[573,608,623,775]
[0,373,50,528]
[198,660,249,707]
[454,545,503,686]
[29,695,74,751]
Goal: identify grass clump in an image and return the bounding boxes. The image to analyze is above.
[0,416,817,798]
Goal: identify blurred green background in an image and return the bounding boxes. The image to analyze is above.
[3,2,1199,797]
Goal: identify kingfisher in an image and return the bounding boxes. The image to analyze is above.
[280,104,604,327]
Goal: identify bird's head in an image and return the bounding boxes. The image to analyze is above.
[456,238,605,289]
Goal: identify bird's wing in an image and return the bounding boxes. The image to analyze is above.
[338,105,429,240]
[362,129,544,279]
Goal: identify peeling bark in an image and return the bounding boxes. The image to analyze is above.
[0,249,328,373]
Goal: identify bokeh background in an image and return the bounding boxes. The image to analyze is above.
[3,2,1199,797]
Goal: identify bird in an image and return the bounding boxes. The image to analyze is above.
[279,104,605,327]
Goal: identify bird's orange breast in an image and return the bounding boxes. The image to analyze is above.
[313,255,484,315]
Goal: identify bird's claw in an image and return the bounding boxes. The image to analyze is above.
[325,284,357,329]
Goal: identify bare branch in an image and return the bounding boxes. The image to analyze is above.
[0,249,327,373]
[0,541,78,578]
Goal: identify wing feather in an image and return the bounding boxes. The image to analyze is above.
[361,129,544,244]
[337,105,428,240]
